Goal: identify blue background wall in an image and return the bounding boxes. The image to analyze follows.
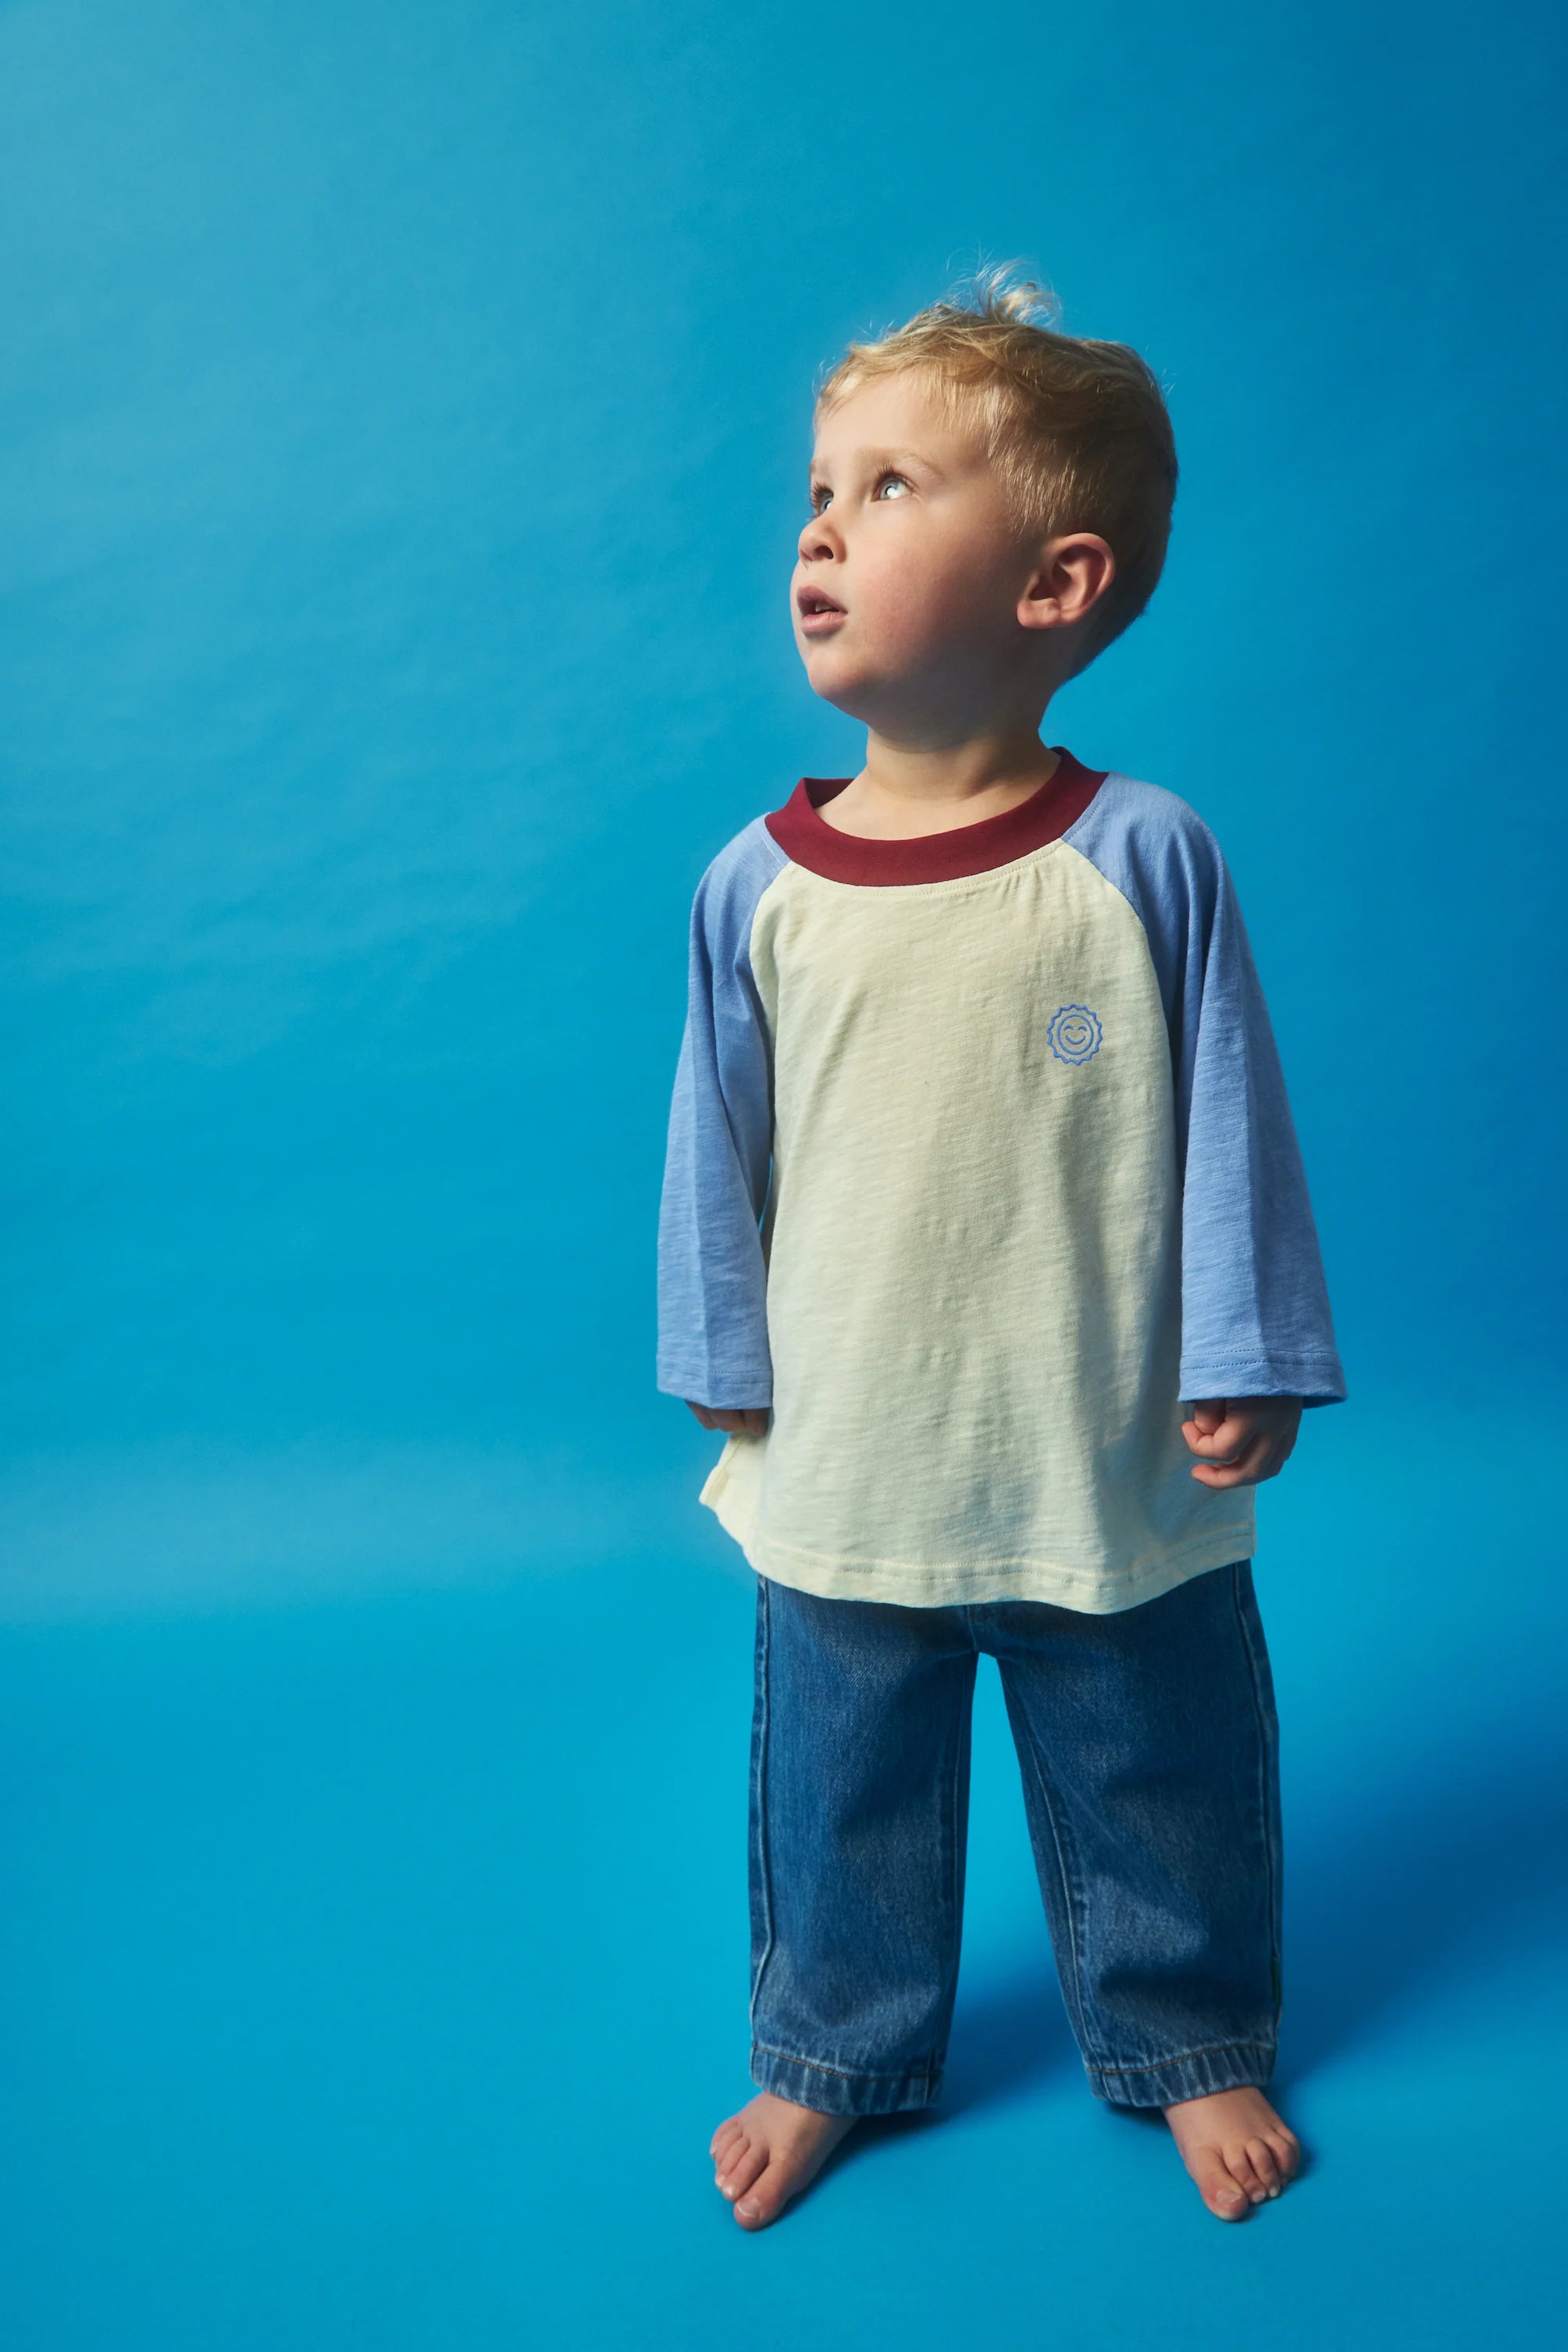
[2,2,1564,2345]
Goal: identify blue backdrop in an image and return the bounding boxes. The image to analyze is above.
[2,2,1564,2345]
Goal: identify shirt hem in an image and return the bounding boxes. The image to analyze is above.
[702,1493,1255,1614]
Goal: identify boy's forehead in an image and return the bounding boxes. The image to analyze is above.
[811,370,982,469]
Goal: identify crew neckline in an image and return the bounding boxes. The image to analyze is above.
[763,747,1107,886]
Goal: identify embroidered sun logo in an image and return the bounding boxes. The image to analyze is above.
[1047,1004,1103,1066]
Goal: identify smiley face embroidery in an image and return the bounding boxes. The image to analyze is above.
[1047,1004,1103,1066]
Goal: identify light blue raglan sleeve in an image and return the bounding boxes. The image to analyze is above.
[1066,777,1346,1406]
[655,819,788,1409]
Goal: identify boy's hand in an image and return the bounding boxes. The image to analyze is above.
[1181,1397,1302,1488]
[686,1402,771,1435]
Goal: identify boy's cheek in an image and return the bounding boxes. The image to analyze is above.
[871,558,996,655]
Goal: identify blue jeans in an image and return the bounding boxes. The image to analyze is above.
[747,1563,1282,2115]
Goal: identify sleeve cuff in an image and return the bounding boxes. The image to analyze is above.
[1178,1356,1346,1407]
[655,1363,773,1410]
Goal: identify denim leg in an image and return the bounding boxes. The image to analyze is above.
[987,1562,1283,2109]
[748,1575,978,2116]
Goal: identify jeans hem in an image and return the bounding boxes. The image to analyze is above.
[750,2041,942,2117]
[1087,2038,1277,2109]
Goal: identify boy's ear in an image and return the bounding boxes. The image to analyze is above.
[1017,533,1116,633]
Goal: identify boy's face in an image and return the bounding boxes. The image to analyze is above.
[792,370,1041,738]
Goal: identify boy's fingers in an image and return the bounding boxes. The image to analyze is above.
[1189,1431,1263,1483]
[1189,1433,1271,1487]
[1182,1413,1251,1459]
[1186,1399,1228,1437]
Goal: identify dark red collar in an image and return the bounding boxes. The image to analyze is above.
[764,747,1106,886]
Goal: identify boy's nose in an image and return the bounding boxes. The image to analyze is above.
[797,511,843,561]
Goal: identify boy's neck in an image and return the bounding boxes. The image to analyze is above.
[820,727,1063,841]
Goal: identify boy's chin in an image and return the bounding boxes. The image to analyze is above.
[800,654,906,727]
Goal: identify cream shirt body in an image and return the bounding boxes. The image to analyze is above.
[700,839,1252,1608]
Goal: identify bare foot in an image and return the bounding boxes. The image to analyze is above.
[1163,2087,1302,2219]
[709,2091,856,2230]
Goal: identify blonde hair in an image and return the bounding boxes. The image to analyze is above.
[816,265,1178,665]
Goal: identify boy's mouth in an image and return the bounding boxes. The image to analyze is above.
[796,587,847,635]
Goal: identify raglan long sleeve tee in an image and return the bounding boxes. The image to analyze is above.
[657,748,1345,1614]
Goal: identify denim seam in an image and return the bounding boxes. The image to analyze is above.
[752,2040,937,2085]
[1085,2036,1276,2078]
[747,1579,778,2035]
[1007,1699,1110,2072]
[932,1675,968,2078]
[1228,1564,1283,2026]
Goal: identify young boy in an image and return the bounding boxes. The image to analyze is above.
[656,273,1344,2229]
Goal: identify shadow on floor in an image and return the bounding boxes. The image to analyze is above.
[1278,1708,1568,2084]
[941,1962,1079,2117]
[932,1698,1568,2122]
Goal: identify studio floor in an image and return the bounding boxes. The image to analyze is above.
[2,1403,1563,2350]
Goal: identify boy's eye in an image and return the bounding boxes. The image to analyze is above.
[807,471,911,515]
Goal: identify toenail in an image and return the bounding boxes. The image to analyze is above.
[737,2200,761,2219]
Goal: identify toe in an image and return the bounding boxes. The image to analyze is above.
[718,2140,768,2204]
[1266,2127,1301,2181]
[1224,2144,1270,2204]
[1245,2137,1281,2197]
[734,2161,789,2231]
[1192,2151,1251,2221]
[710,2119,743,2162]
